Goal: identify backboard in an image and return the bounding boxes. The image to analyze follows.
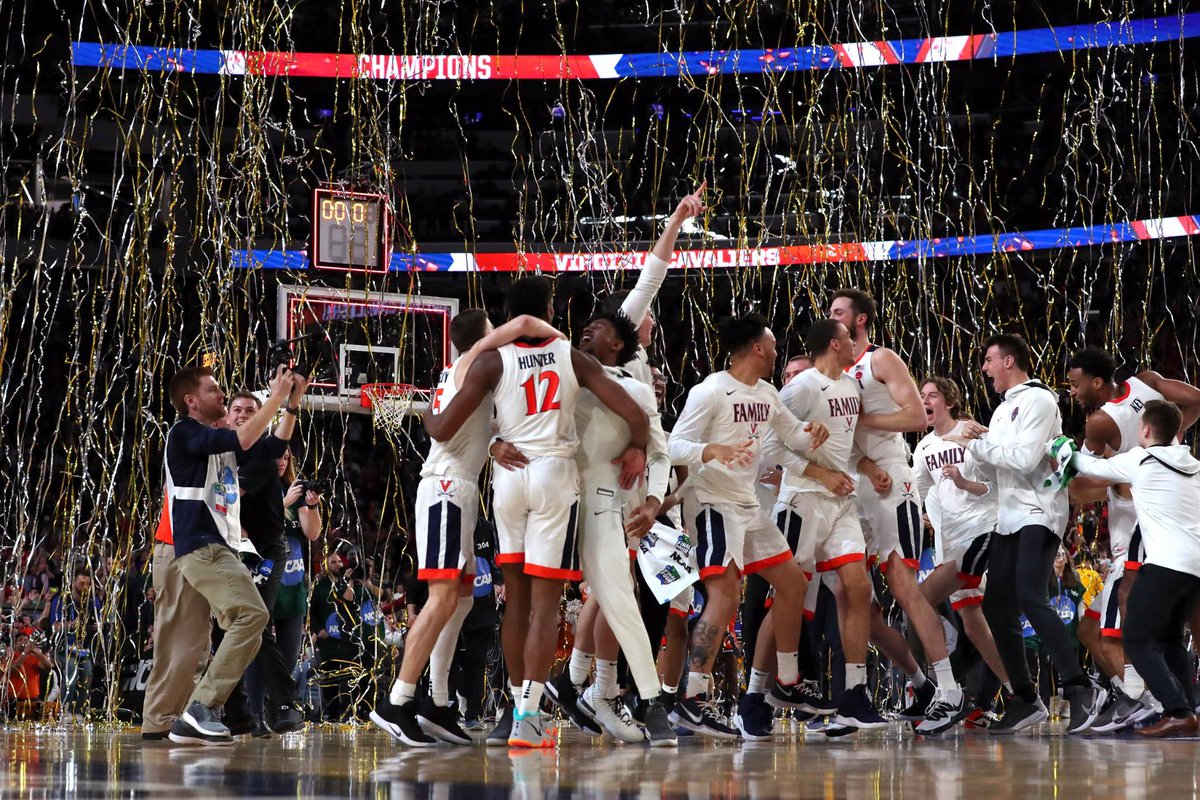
[275,284,459,414]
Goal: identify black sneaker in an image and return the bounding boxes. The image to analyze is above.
[169,701,234,746]
[417,697,472,745]
[832,685,889,730]
[915,688,969,735]
[635,698,679,748]
[733,692,773,741]
[224,712,258,737]
[768,679,838,716]
[668,694,740,740]
[988,696,1048,736]
[269,704,305,735]
[545,673,602,736]
[1065,682,1108,735]
[485,707,514,747]
[369,699,437,747]
[141,730,168,741]
[896,681,937,722]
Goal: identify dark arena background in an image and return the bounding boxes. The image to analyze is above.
[2,1,1200,797]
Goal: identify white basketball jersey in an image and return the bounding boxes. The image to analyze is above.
[779,368,861,496]
[494,338,580,458]
[1103,375,1163,555]
[1104,376,1164,454]
[847,346,911,467]
[422,360,494,480]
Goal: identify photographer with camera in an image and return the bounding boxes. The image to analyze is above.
[4,626,52,720]
[225,387,314,736]
[265,449,323,722]
[310,552,365,722]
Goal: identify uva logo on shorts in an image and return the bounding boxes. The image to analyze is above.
[436,479,455,499]
[901,482,915,499]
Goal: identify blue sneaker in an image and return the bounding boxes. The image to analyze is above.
[734,693,773,741]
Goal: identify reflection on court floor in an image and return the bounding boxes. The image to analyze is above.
[1,723,1197,799]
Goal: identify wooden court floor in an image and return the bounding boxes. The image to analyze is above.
[2,721,1198,798]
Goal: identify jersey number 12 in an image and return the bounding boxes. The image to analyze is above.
[521,373,561,415]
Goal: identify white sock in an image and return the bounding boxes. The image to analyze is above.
[430,597,472,706]
[931,657,959,693]
[595,658,619,700]
[1123,665,1145,700]
[776,651,800,686]
[1112,677,1126,696]
[510,682,522,703]
[1004,681,1013,695]
[686,671,710,698]
[662,682,678,695]
[846,663,867,689]
[569,647,594,687]
[517,680,545,716]
[906,665,928,689]
[748,668,770,694]
[389,680,418,707]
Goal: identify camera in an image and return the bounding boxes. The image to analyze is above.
[298,478,332,495]
[268,330,336,381]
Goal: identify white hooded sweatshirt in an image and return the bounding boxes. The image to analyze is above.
[967,380,1068,536]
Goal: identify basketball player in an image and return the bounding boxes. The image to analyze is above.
[945,334,1106,734]
[530,311,676,745]
[666,313,829,738]
[912,376,1010,734]
[1064,346,1200,730]
[420,276,650,749]
[369,310,564,747]
[829,288,964,724]
[737,319,887,739]
[1063,400,1200,738]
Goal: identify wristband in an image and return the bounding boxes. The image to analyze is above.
[285,406,300,415]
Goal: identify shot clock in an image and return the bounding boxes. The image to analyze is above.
[311,186,392,272]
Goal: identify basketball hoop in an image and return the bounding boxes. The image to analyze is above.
[360,383,418,432]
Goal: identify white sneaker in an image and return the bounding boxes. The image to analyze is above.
[579,686,647,743]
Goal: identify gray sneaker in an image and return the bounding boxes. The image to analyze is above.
[1066,683,1108,735]
[988,696,1048,736]
[485,707,514,747]
[169,701,234,746]
[1091,692,1143,733]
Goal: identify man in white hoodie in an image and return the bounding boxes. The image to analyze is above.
[945,334,1105,735]
[1063,399,1200,737]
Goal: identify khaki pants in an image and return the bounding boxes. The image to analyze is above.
[141,543,212,734]
[175,543,270,708]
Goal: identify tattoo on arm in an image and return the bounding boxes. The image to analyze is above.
[687,619,723,673]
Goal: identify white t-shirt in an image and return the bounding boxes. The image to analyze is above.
[775,368,861,497]
[668,371,815,506]
[912,420,997,546]
[574,366,670,504]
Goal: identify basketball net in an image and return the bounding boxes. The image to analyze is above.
[360,383,418,434]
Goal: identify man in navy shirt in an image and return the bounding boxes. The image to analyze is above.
[159,364,298,745]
